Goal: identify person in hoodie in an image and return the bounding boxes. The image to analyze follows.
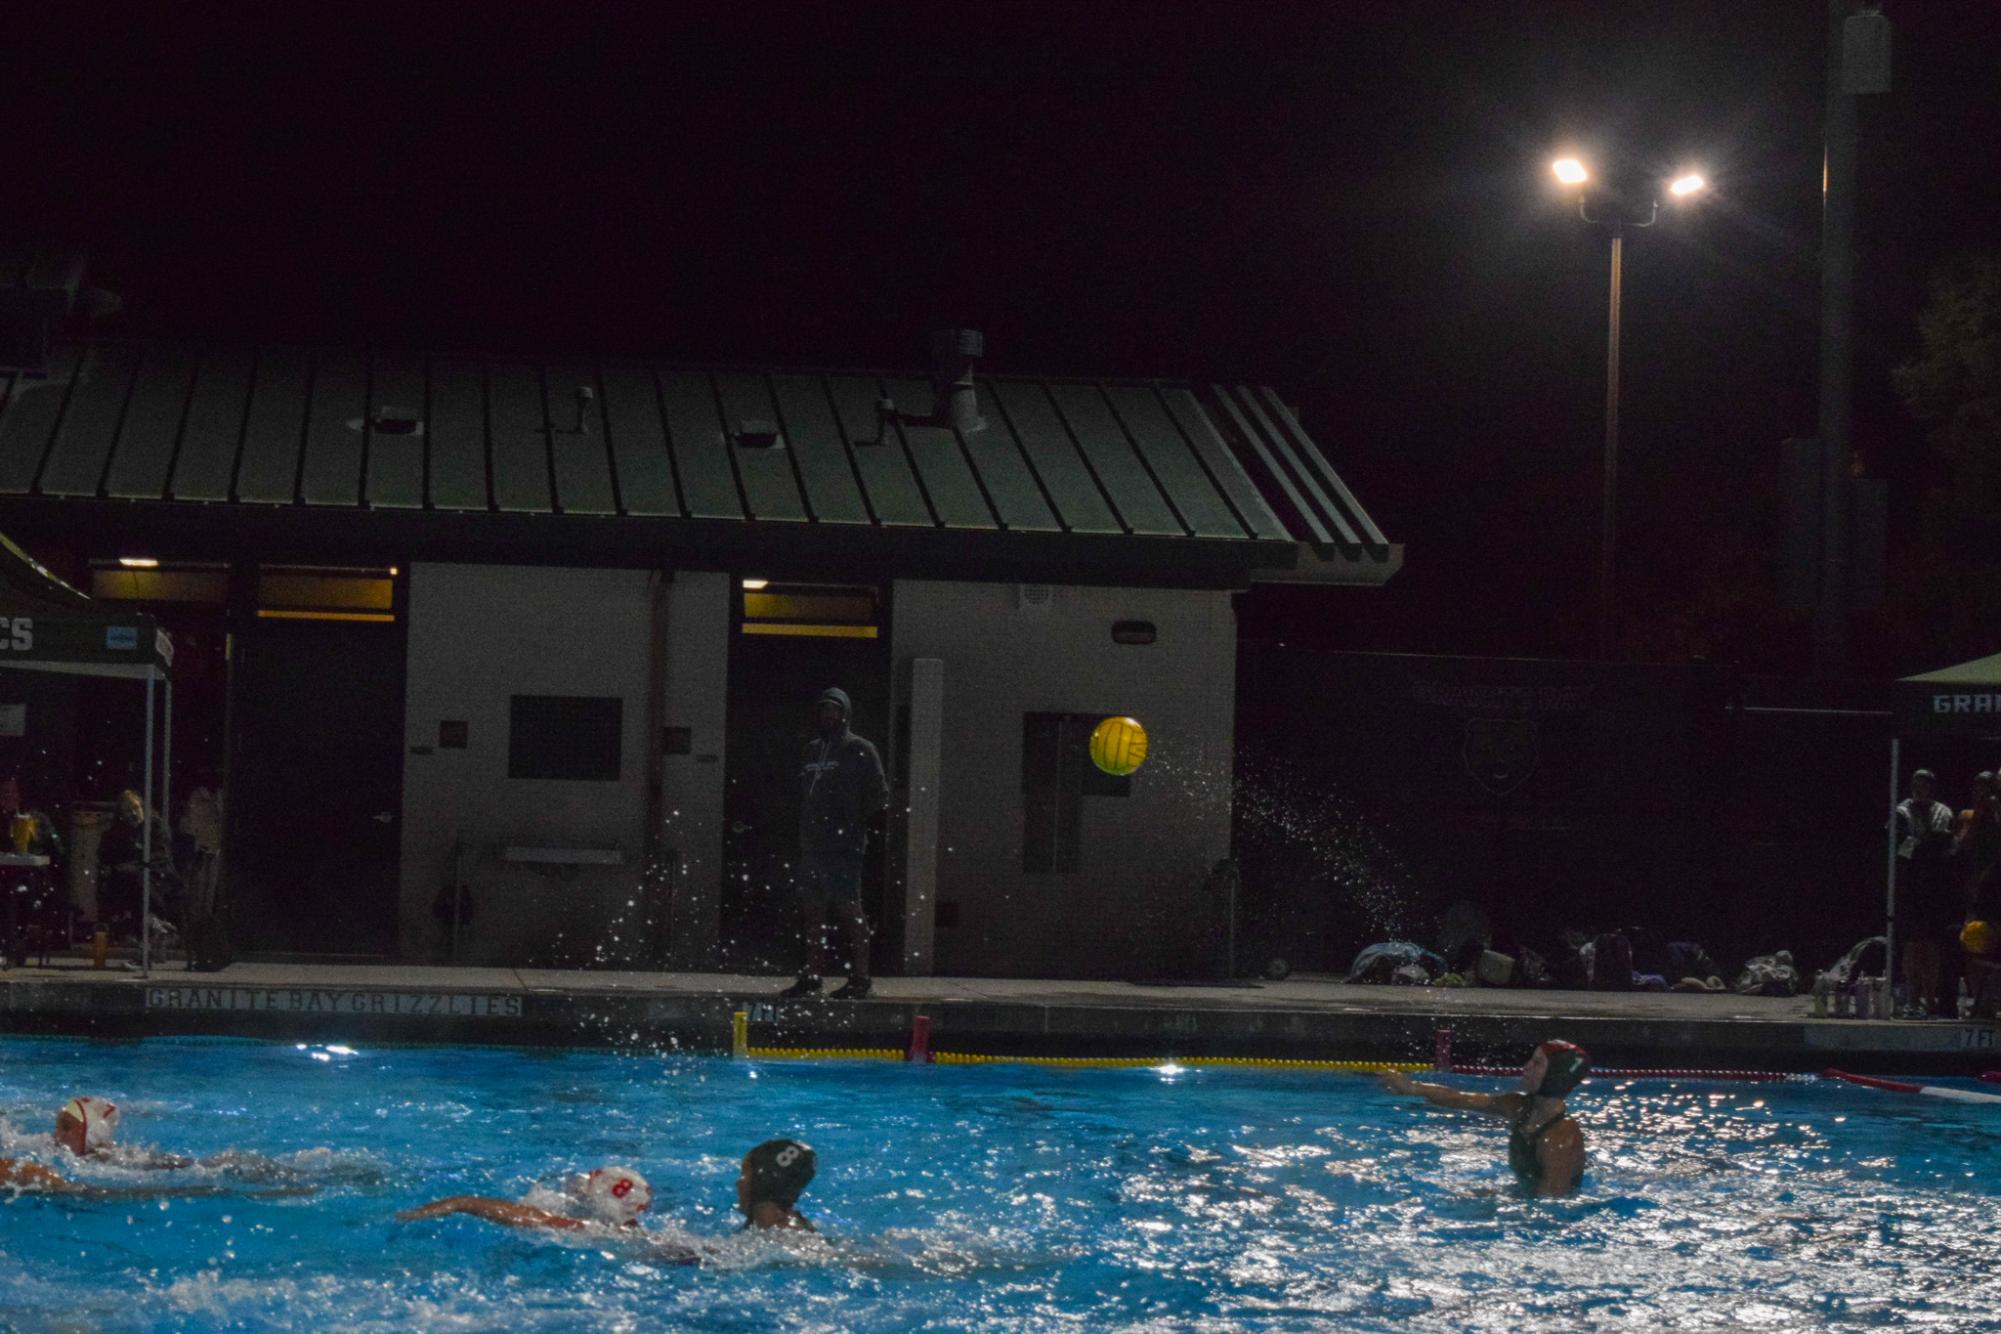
[778,687,888,1000]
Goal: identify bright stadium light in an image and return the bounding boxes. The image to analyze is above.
[741,578,769,591]
[1544,147,1708,659]
[118,556,159,568]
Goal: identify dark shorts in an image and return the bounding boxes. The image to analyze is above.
[795,852,864,907]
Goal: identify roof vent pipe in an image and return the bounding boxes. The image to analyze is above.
[929,328,986,434]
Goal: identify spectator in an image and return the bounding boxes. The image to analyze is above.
[177,775,224,924]
[1955,774,2001,900]
[94,789,177,941]
[1894,769,1959,1017]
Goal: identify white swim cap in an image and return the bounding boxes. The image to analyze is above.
[568,1165,651,1225]
[58,1096,119,1151]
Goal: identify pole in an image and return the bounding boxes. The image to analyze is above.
[450,837,464,964]
[1815,0,1857,676]
[1885,737,1900,1003]
[141,668,154,978]
[1599,225,1624,660]
[163,678,173,968]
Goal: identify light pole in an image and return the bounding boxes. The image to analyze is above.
[1551,158,1706,659]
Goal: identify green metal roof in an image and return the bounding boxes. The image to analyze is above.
[0,342,1395,580]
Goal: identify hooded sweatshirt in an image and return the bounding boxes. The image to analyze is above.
[798,687,889,857]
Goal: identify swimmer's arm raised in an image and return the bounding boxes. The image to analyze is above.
[396,1196,587,1230]
[1378,1070,1519,1118]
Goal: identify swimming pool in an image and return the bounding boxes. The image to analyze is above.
[2,1038,1997,1331]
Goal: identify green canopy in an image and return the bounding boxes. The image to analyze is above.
[0,531,172,679]
[0,530,175,973]
[1894,651,2001,735]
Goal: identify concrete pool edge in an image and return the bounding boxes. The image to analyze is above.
[1,965,1994,1075]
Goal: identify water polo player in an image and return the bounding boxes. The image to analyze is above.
[1379,1040,1590,1197]
[737,1138,817,1231]
[53,1095,192,1169]
[397,1164,654,1232]
[53,1097,119,1158]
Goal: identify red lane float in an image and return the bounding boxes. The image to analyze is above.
[1822,1069,1922,1093]
[1449,1065,1793,1083]
[1826,1068,2001,1105]
[1981,1072,2000,1085]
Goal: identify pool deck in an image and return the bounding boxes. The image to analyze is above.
[2,959,1994,1073]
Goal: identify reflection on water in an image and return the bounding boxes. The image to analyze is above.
[0,1041,1997,1331]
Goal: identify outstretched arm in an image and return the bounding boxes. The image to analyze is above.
[1,1158,232,1199]
[0,1158,73,1192]
[1379,1070,1519,1118]
[397,1196,586,1230]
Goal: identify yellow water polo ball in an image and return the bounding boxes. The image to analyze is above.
[1089,716,1148,776]
[1962,919,1996,957]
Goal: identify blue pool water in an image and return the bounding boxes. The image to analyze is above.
[2,1039,1998,1331]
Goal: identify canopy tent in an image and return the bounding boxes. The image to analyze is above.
[1893,652,2001,735]
[1883,651,2001,1001]
[0,532,174,973]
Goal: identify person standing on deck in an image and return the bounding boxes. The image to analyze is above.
[1895,769,1960,1017]
[777,688,888,1001]
[1955,773,2001,899]
[1379,1041,1590,1198]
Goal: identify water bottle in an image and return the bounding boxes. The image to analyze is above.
[1960,980,1975,1021]
[91,926,109,970]
[1811,973,1830,1018]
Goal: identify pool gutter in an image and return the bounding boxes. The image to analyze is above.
[1,966,1994,1075]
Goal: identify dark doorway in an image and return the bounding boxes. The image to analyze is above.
[719,585,888,974]
[228,617,406,958]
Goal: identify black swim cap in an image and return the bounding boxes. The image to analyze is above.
[1533,1041,1591,1098]
[744,1138,816,1208]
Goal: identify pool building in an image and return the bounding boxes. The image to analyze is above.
[0,322,1395,979]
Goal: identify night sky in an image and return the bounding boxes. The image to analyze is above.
[15,2,2001,669]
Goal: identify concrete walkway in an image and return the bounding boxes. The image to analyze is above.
[1,959,1993,1074]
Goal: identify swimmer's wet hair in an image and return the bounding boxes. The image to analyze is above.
[744,1138,816,1208]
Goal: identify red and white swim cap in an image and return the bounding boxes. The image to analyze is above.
[568,1166,651,1226]
[58,1096,119,1152]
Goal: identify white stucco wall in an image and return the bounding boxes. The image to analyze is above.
[889,580,1236,979]
[398,564,665,965]
[656,570,730,966]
